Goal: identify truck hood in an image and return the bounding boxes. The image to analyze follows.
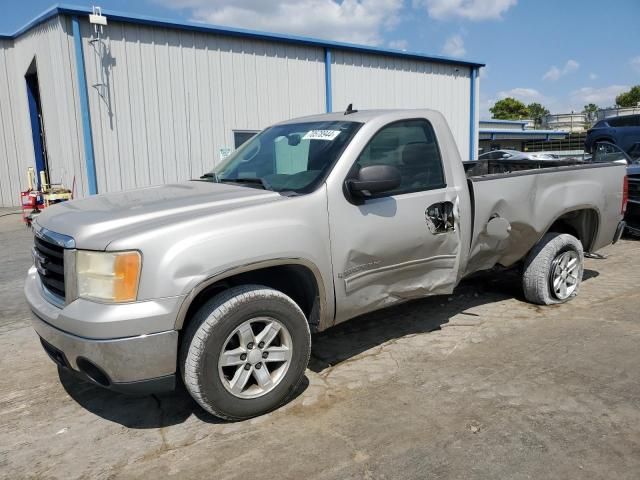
[35,181,285,250]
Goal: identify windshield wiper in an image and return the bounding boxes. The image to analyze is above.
[218,177,270,190]
[199,172,219,182]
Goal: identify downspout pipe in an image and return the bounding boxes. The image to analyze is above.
[324,48,332,113]
[71,15,98,195]
[469,66,477,160]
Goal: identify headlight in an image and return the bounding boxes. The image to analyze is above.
[76,251,141,302]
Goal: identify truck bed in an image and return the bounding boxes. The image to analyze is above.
[463,158,586,177]
[462,161,626,277]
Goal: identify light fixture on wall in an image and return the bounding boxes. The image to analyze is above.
[89,6,107,35]
[88,6,110,109]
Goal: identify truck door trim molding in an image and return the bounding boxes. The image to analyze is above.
[343,254,457,294]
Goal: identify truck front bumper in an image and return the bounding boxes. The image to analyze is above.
[25,267,181,394]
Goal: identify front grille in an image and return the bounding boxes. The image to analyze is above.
[33,235,66,301]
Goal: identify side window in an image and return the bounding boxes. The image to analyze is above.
[233,130,259,148]
[592,142,628,164]
[354,119,445,195]
[608,117,635,128]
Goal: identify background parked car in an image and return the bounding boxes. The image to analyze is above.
[627,163,640,236]
[478,149,560,161]
[590,141,640,236]
[474,149,571,173]
[591,142,632,165]
[626,142,640,162]
[585,114,640,154]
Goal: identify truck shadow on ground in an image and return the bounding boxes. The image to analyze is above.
[59,267,600,428]
[309,267,599,372]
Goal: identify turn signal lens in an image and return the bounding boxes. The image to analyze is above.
[76,251,141,302]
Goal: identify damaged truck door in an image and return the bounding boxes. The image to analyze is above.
[327,118,469,323]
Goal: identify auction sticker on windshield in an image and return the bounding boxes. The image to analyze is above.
[303,130,341,141]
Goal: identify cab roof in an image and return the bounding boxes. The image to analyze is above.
[276,109,442,125]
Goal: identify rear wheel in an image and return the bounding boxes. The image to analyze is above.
[180,285,311,420]
[522,233,584,305]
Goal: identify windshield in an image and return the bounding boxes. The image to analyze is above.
[202,121,362,193]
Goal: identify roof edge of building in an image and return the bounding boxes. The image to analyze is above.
[1,3,486,68]
[479,128,568,135]
[480,119,529,124]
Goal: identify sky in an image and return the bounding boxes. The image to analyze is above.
[1,0,639,118]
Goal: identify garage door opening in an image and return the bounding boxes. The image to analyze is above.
[25,58,49,189]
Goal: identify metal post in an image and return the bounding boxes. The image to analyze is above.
[72,16,98,195]
[469,67,478,160]
[324,48,332,113]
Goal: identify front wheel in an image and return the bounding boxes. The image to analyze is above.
[180,285,311,420]
[522,232,584,305]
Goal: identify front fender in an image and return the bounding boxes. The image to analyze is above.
[173,256,330,331]
[107,188,335,328]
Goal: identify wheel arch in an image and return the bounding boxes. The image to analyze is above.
[543,208,600,252]
[175,258,330,333]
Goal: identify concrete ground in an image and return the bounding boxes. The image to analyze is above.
[1,209,639,479]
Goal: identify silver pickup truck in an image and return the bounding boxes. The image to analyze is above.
[25,109,628,420]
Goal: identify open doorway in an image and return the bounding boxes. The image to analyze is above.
[25,58,49,189]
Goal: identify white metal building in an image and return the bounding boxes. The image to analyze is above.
[597,106,640,120]
[0,4,483,207]
[542,113,588,133]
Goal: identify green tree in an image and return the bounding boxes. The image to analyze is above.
[527,102,550,128]
[582,103,599,126]
[615,85,640,107]
[490,97,529,120]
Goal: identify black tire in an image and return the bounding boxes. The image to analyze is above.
[522,233,584,305]
[180,285,311,421]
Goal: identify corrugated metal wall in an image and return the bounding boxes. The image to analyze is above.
[331,50,472,159]
[0,13,476,205]
[80,20,327,193]
[0,17,85,206]
[0,39,23,207]
[0,17,86,206]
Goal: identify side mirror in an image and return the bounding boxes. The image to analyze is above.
[347,165,401,197]
[501,153,510,159]
[287,134,301,146]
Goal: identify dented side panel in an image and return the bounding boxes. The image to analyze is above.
[465,163,626,276]
[325,110,474,325]
[331,189,463,323]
